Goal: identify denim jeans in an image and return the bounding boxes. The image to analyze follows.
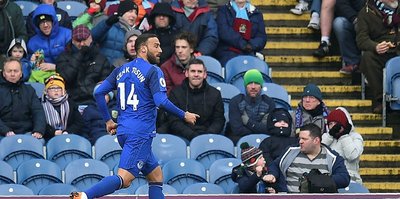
[333,17,361,65]
[307,0,321,15]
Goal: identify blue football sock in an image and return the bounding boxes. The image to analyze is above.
[85,175,123,199]
[149,182,164,199]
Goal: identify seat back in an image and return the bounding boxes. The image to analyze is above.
[338,182,369,193]
[0,135,44,170]
[152,134,187,166]
[57,1,87,20]
[14,1,38,20]
[163,158,207,193]
[17,159,62,194]
[0,184,34,195]
[210,82,241,112]
[385,57,400,110]
[38,183,78,195]
[198,55,224,83]
[262,83,291,110]
[25,82,45,98]
[236,134,269,159]
[65,159,110,191]
[182,183,225,194]
[134,183,178,195]
[209,158,241,193]
[0,161,14,184]
[94,135,122,170]
[46,134,92,169]
[225,55,272,93]
[189,134,235,170]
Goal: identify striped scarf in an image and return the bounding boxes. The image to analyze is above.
[42,94,70,130]
[374,0,399,27]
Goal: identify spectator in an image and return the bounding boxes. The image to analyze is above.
[290,0,321,30]
[333,0,364,74]
[207,0,229,17]
[259,108,299,165]
[263,123,350,193]
[312,0,334,57]
[27,4,71,83]
[145,2,178,65]
[105,0,154,30]
[323,107,364,184]
[228,69,275,144]
[41,74,85,141]
[56,25,113,106]
[294,83,329,133]
[72,0,108,29]
[82,82,117,144]
[92,0,140,64]
[0,57,46,139]
[356,0,399,113]
[7,38,31,82]
[167,58,225,141]
[171,0,219,56]
[215,0,267,67]
[0,0,27,66]
[161,31,197,94]
[231,142,272,193]
[113,29,142,67]
[26,0,72,39]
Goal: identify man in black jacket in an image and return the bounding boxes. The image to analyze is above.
[167,58,225,141]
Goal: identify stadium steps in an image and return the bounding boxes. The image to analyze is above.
[253,0,400,192]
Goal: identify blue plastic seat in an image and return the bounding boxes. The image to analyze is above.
[189,134,235,170]
[152,134,187,166]
[0,161,14,184]
[225,55,272,93]
[94,135,122,170]
[163,158,207,193]
[338,182,369,193]
[46,134,92,169]
[209,158,241,193]
[38,183,78,195]
[65,159,110,191]
[25,82,45,98]
[134,183,178,195]
[57,1,87,20]
[0,184,34,195]
[236,134,269,159]
[198,55,224,83]
[383,56,400,126]
[0,135,44,170]
[14,1,38,19]
[182,183,225,194]
[17,159,62,194]
[262,83,291,110]
[210,82,241,112]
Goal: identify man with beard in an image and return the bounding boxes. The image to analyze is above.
[70,33,199,199]
[227,69,275,144]
[56,25,113,106]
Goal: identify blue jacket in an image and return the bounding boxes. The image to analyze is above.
[171,0,218,55]
[268,144,350,192]
[27,4,71,64]
[215,2,267,67]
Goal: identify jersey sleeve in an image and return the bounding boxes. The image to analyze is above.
[94,68,119,121]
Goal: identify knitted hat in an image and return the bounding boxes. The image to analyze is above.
[118,0,138,16]
[267,108,293,137]
[45,74,65,91]
[302,83,322,101]
[148,2,176,26]
[72,25,91,41]
[326,109,348,128]
[124,29,142,43]
[240,142,262,167]
[88,0,106,11]
[243,69,263,87]
[35,14,53,27]
[270,108,291,125]
[93,82,114,100]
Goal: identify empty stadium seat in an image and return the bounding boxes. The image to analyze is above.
[225,55,272,93]
[134,183,178,195]
[383,56,400,126]
[14,1,38,20]
[17,159,62,194]
[94,135,122,170]
[262,83,291,110]
[0,135,44,170]
[25,82,45,98]
[46,134,92,169]
[152,134,187,166]
[236,134,269,159]
[38,183,78,195]
[57,1,87,20]
[182,183,225,194]
[209,158,241,193]
[198,55,224,83]
[210,82,241,112]
[163,158,207,193]
[0,184,34,195]
[189,134,235,170]
[65,159,110,191]
[338,182,369,193]
[0,161,14,184]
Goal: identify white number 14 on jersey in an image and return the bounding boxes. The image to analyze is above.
[118,82,139,111]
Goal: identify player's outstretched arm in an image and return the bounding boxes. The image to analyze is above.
[184,111,200,125]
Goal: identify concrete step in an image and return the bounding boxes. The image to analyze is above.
[363,140,400,153]
[364,182,400,193]
[357,127,393,140]
[290,99,372,108]
[360,168,400,181]
[361,154,400,167]
[267,27,314,35]
[266,56,341,67]
[253,0,297,7]
[282,85,361,99]
[266,41,320,49]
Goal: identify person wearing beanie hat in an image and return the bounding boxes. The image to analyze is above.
[231,142,274,193]
[227,69,275,143]
[322,107,364,184]
[118,0,139,25]
[41,74,85,141]
[72,0,108,29]
[294,83,329,134]
[113,29,142,67]
[7,38,31,82]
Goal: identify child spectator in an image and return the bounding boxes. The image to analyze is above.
[7,38,31,82]
[73,0,108,29]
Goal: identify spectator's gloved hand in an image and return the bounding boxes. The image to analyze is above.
[243,43,253,53]
[328,124,348,139]
[241,112,249,125]
[106,14,120,26]
[87,7,99,15]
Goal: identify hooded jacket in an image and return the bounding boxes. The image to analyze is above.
[7,38,31,82]
[322,107,364,183]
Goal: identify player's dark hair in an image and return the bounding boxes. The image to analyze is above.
[135,33,158,52]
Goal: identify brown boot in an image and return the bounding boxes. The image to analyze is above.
[373,103,383,114]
